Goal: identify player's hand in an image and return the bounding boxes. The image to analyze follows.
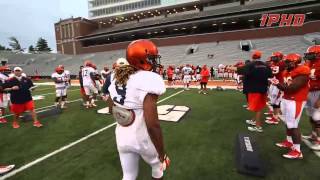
[102,95,109,101]
[159,154,170,171]
[268,78,279,85]
[314,99,320,109]
[12,86,19,90]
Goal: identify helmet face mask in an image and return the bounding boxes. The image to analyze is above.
[147,54,161,72]
[270,56,281,62]
[304,52,319,61]
[284,55,301,71]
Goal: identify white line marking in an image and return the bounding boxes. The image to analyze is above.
[0,90,183,180]
[302,139,320,158]
[34,88,53,92]
[2,99,82,118]
[34,89,79,96]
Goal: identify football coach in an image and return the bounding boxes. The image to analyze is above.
[4,67,42,129]
[231,51,272,132]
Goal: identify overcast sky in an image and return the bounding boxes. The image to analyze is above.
[0,0,88,52]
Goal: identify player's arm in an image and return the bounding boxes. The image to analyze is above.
[143,93,165,162]
[277,75,309,93]
[52,77,63,83]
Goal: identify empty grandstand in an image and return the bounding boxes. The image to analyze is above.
[0,34,316,77]
[55,0,320,55]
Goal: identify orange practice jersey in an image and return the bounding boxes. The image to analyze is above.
[282,65,310,101]
[305,60,320,91]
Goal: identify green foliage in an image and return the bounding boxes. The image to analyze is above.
[36,37,51,52]
[28,45,35,52]
[8,36,22,50]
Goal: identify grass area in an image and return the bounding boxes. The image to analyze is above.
[0,87,319,180]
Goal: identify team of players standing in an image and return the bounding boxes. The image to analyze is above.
[235,45,320,160]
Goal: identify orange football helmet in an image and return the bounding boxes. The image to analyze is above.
[270,51,284,62]
[304,45,320,61]
[84,60,93,67]
[252,50,262,60]
[285,53,302,63]
[284,53,302,71]
[55,67,64,74]
[126,39,161,71]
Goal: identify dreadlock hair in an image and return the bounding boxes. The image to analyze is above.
[114,65,137,86]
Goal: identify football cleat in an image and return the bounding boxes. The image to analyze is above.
[310,140,320,151]
[276,140,293,149]
[248,126,263,133]
[245,119,256,126]
[0,165,15,175]
[12,121,20,129]
[283,149,303,159]
[0,117,7,124]
[33,120,43,128]
[264,110,273,115]
[265,117,279,125]
[302,134,317,142]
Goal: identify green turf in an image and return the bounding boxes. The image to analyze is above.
[1,87,320,180]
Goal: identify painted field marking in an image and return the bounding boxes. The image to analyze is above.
[0,90,184,179]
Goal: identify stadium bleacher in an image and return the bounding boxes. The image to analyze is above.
[83,0,315,38]
[0,35,312,76]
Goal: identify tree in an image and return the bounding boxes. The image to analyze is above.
[8,37,22,51]
[28,45,35,52]
[0,44,6,51]
[36,37,51,52]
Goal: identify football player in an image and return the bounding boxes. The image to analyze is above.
[272,53,310,159]
[0,66,11,123]
[182,64,193,90]
[266,52,286,125]
[195,65,201,82]
[100,65,110,84]
[51,67,67,109]
[79,65,86,105]
[303,45,320,150]
[166,65,174,87]
[104,39,169,180]
[82,60,98,108]
[199,65,210,94]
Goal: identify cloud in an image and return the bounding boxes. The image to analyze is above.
[0,0,87,52]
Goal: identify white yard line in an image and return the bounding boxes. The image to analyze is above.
[0,89,184,180]
[2,99,82,118]
[33,89,79,96]
[302,139,320,158]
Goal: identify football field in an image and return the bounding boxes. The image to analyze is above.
[0,85,320,180]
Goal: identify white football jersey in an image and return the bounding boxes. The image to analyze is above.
[108,70,166,150]
[182,66,193,75]
[81,67,96,86]
[51,72,66,89]
[0,73,8,83]
[63,70,70,79]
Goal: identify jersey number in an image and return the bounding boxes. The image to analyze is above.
[113,85,127,105]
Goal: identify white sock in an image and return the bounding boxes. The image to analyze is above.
[293,144,300,152]
[287,136,293,143]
